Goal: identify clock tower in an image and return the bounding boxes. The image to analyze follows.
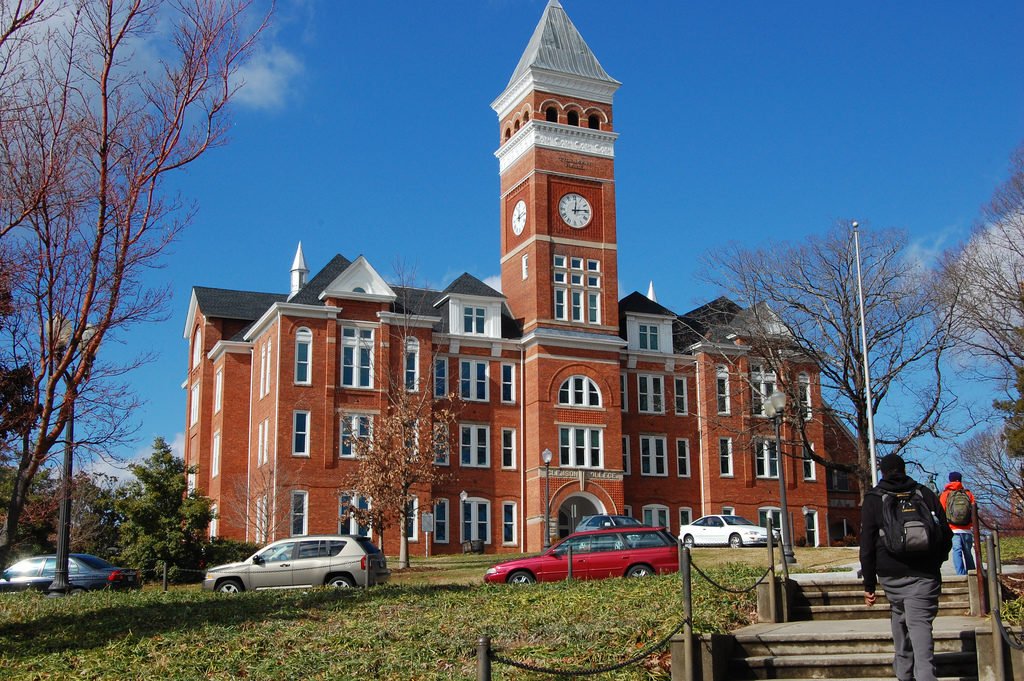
[492,0,626,549]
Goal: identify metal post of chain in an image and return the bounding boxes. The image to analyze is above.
[992,527,1002,573]
[767,517,778,623]
[985,533,1006,681]
[162,561,168,592]
[681,545,694,681]
[973,503,988,615]
[476,635,491,681]
[566,545,573,581]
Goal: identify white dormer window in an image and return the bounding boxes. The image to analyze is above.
[463,306,485,334]
[449,297,503,339]
[638,323,659,351]
[626,316,672,354]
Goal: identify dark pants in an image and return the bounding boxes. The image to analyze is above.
[879,574,941,681]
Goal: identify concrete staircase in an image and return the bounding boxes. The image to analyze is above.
[699,574,985,681]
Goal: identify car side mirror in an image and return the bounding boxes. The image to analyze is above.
[251,554,264,565]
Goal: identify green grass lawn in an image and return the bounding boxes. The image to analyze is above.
[0,561,765,680]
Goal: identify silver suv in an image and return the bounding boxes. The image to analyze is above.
[202,535,390,593]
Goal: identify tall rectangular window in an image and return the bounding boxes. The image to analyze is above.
[554,288,567,320]
[211,431,221,478]
[521,254,529,280]
[756,439,779,478]
[291,491,308,536]
[678,507,693,527]
[750,364,776,416]
[501,363,515,403]
[257,419,269,466]
[674,377,688,414]
[620,373,627,411]
[461,498,490,543]
[341,327,373,388]
[460,425,490,467]
[502,502,517,544]
[719,437,733,476]
[501,428,516,469]
[339,494,370,537]
[295,329,312,385]
[190,384,199,426]
[799,373,812,420]
[404,339,419,391]
[803,444,816,480]
[340,415,371,458]
[214,369,223,413]
[434,357,448,397]
[622,435,631,475]
[433,499,449,543]
[716,366,730,414]
[643,505,669,529]
[637,375,664,414]
[256,495,268,543]
[459,360,488,401]
[676,439,690,477]
[404,497,419,541]
[558,426,603,468]
[553,255,600,324]
[463,306,485,334]
[640,435,667,476]
[293,411,310,457]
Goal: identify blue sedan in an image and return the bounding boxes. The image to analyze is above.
[0,553,140,594]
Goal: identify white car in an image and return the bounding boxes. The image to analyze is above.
[678,515,781,548]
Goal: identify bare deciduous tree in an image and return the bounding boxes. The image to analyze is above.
[0,0,268,568]
[941,142,1024,386]
[701,221,959,496]
[953,427,1024,530]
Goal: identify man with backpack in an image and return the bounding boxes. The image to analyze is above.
[939,471,976,575]
[860,454,953,681]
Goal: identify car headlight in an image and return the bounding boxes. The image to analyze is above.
[485,567,497,575]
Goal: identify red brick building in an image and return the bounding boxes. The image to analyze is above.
[182,0,860,555]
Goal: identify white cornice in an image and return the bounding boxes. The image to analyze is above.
[521,326,626,351]
[209,340,253,363]
[377,312,441,329]
[687,340,749,357]
[495,120,618,174]
[243,303,342,342]
[491,68,620,121]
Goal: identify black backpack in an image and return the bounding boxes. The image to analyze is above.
[873,485,941,556]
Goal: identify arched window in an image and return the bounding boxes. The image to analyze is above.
[545,107,558,122]
[504,128,511,141]
[514,119,521,131]
[567,110,580,126]
[798,372,812,420]
[405,337,420,391]
[557,375,602,407]
[294,327,312,385]
[588,114,600,130]
[191,327,202,368]
[523,111,530,122]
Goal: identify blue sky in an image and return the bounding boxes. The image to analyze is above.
[99,1,1024,474]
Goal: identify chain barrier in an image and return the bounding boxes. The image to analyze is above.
[689,559,773,594]
[992,605,1024,652]
[489,615,691,677]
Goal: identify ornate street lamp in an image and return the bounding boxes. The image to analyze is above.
[49,320,96,596]
[764,390,796,564]
[542,448,553,550]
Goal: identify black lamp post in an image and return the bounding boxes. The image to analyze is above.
[542,448,553,550]
[765,390,796,565]
[48,321,94,596]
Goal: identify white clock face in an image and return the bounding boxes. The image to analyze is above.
[558,193,592,228]
[511,199,527,235]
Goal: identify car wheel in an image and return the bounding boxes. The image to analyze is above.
[626,564,654,578]
[728,533,743,548]
[216,579,244,594]
[326,575,355,588]
[683,534,695,548]
[507,570,536,585]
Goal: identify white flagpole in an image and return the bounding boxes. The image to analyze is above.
[852,221,879,485]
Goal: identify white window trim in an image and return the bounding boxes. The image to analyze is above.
[189,383,200,426]
[755,439,780,479]
[500,428,516,469]
[639,435,668,477]
[721,506,735,516]
[675,438,690,478]
[501,363,515,403]
[192,328,202,368]
[799,373,812,420]
[405,497,419,542]
[459,359,489,402]
[673,376,688,415]
[620,373,627,412]
[404,337,420,392]
[211,430,221,478]
[558,425,604,469]
[642,504,670,530]
[214,369,223,414]
[293,410,311,457]
[460,423,490,468]
[622,435,631,475]
[803,445,817,481]
[433,498,450,544]
[678,507,693,527]
[295,328,312,386]
[557,375,602,408]
[341,326,374,389]
[340,414,373,459]
[434,357,448,398]
[637,374,665,414]
[501,501,518,546]
[460,497,491,544]
[716,365,731,415]
[719,437,734,477]
[290,490,308,537]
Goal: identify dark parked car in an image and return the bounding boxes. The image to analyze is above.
[484,526,679,584]
[574,514,645,532]
[0,553,140,594]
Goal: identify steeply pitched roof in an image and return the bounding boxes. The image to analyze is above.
[441,273,504,299]
[287,254,352,306]
[193,286,287,322]
[619,291,676,317]
[674,296,743,350]
[507,0,619,88]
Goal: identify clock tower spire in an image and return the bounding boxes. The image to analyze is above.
[493,1,627,552]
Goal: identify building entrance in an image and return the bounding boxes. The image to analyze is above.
[556,495,601,539]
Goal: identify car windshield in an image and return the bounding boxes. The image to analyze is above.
[354,537,382,555]
[723,516,756,526]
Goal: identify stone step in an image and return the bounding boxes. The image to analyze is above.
[795,585,970,607]
[735,625,977,657]
[729,650,978,680]
[790,601,972,621]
